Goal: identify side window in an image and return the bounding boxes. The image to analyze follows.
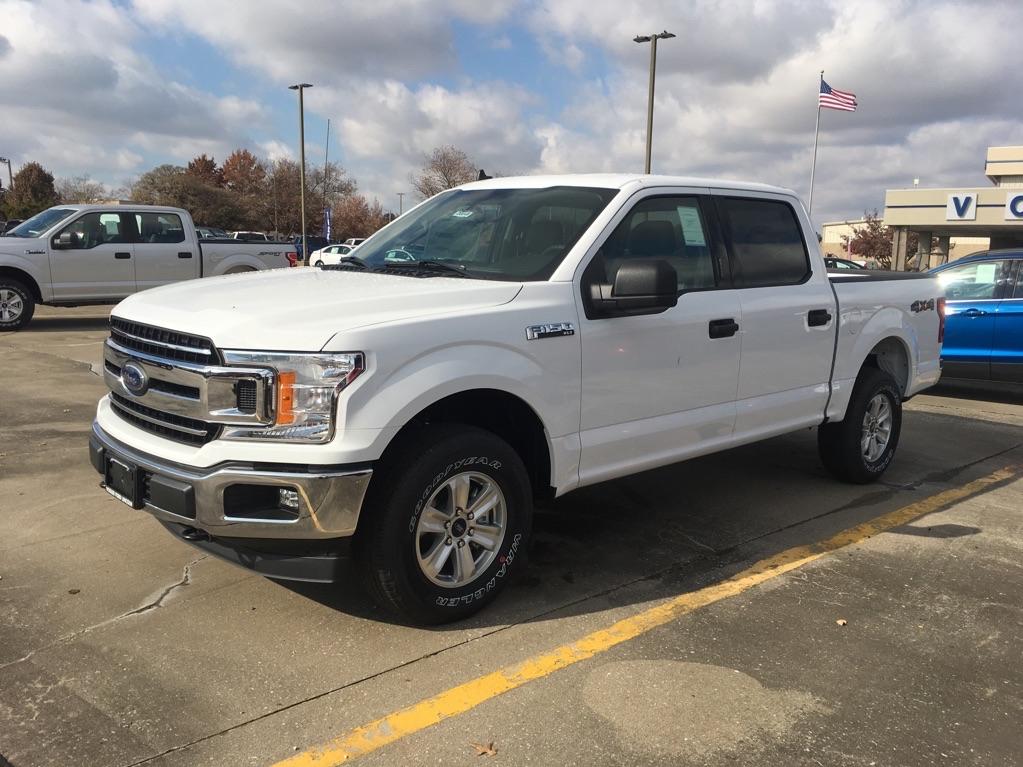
[135,212,185,244]
[59,212,129,249]
[717,197,809,288]
[594,196,715,291]
[1014,262,1023,298]
[937,260,1005,300]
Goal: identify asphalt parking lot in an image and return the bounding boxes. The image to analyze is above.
[2,306,1022,767]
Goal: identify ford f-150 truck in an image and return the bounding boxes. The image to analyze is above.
[0,204,298,330]
[88,175,944,623]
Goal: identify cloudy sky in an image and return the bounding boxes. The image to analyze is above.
[0,0,1017,225]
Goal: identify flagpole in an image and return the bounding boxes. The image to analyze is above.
[808,70,823,217]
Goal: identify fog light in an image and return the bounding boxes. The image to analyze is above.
[278,488,300,512]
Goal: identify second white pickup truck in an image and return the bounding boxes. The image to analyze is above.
[88,174,944,623]
[0,204,298,330]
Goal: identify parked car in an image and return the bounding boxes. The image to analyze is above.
[930,249,1022,382]
[343,237,367,248]
[0,204,299,330]
[231,231,269,241]
[292,235,331,262]
[311,243,355,266]
[87,174,942,623]
[196,226,229,239]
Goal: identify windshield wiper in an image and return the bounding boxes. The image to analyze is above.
[376,260,474,278]
[321,256,368,271]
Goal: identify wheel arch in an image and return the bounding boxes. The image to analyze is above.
[0,266,43,303]
[375,388,554,504]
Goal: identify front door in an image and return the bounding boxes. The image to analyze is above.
[577,191,741,486]
[712,193,836,440]
[936,258,1011,380]
[49,211,136,301]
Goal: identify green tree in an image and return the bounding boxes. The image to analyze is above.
[131,164,242,229]
[2,162,59,219]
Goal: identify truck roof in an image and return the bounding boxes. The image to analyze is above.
[460,173,797,197]
[59,203,190,216]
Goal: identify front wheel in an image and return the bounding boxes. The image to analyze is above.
[818,367,902,484]
[0,279,35,331]
[357,425,533,624]
[314,260,324,267]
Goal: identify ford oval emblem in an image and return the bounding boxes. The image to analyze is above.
[122,362,149,396]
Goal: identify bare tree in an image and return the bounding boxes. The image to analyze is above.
[57,175,109,204]
[410,145,478,199]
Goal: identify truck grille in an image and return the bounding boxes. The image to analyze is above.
[110,393,221,445]
[110,317,217,364]
[104,318,274,446]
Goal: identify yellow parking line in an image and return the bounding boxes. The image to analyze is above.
[276,464,1020,767]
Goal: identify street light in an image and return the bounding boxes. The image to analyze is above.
[633,30,675,174]
[288,83,313,264]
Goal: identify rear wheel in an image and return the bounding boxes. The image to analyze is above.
[225,265,256,274]
[0,279,35,331]
[314,260,324,267]
[357,424,532,624]
[818,367,902,484]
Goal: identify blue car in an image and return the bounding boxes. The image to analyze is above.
[930,250,1023,382]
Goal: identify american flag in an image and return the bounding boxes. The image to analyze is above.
[819,80,857,112]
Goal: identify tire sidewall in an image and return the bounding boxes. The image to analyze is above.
[365,429,532,621]
[852,373,902,479]
[0,280,34,331]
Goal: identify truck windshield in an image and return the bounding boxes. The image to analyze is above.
[353,186,618,281]
[4,208,77,238]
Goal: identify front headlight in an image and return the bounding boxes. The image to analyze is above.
[221,351,364,443]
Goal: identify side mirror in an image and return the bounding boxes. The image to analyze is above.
[52,231,74,250]
[589,259,678,317]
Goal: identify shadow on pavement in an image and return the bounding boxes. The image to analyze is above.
[23,316,111,333]
[281,408,1022,629]
[934,379,1023,405]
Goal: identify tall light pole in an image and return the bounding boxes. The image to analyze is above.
[288,83,313,264]
[633,31,675,174]
[397,192,405,215]
[0,157,12,190]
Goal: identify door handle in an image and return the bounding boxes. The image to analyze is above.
[178,252,193,259]
[962,308,987,317]
[114,252,131,259]
[808,308,832,327]
[708,318,739,339]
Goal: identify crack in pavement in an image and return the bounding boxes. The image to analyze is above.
[0,555,207,672]
[121,442,1023,766]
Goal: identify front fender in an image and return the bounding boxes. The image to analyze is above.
[0,249,52,301]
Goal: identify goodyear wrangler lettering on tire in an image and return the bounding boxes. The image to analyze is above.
[360,425,532,624]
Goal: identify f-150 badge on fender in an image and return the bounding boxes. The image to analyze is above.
[525,323,575,340]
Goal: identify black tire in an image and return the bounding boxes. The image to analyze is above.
[818,367,902,484]
[356,424,532,624]
[0,278,35,331]
[314,260,324,267]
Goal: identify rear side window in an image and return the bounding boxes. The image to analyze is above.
[936,260,1006,300]
[136,212,185,244]
[717,197,809,288]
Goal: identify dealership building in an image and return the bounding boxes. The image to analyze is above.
[883,145,1023,270]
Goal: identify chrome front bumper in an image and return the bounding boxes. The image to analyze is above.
[89,422,372,540]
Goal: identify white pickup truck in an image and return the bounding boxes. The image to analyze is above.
[88,175,944,623]
[0,204,298,330]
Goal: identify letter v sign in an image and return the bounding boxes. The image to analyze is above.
[946,193,976,220]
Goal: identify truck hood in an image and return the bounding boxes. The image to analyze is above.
[112,268,523,350]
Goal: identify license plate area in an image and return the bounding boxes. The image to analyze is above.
[104,455,143,509]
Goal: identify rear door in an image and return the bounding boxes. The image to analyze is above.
[48,211,136,301]
[992,259,1023,382]
[712,193,836,440]
[936,258,1011,380]
[132,211,198,291]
